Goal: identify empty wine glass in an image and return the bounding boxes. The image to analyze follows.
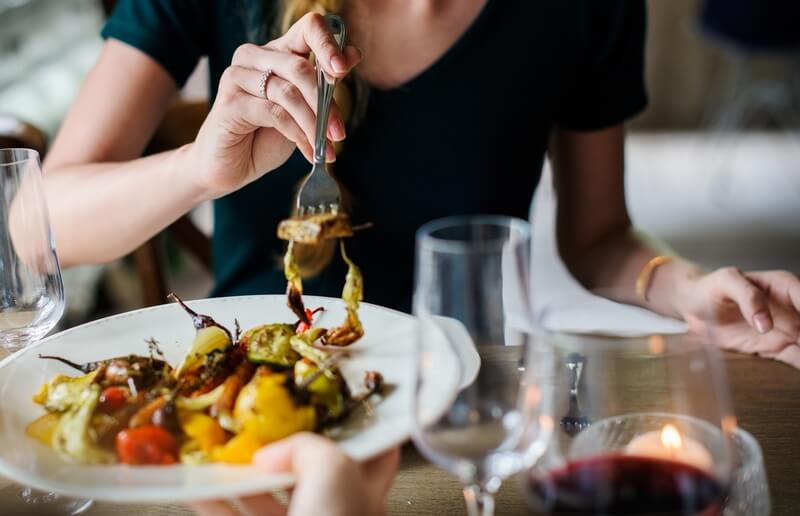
[412,215,553,516]
[521,332,737,515]
[0,148,91,514]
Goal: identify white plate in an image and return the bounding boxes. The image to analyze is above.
[0,295,419,503]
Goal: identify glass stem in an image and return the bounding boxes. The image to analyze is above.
[463,483,496,516]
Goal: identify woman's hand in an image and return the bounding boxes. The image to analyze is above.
[679,268,800,368]
[187,13,361,199]
[192,433,400,516]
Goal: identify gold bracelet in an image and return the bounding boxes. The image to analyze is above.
[636,255,675,303]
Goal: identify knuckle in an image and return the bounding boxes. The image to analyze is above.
[267,101,288,123]
[720,266,742,279]
[289,56,312,77]
[278,80,300,102]
[744,287,764,307]
[320,41,338,58]
[232,43,256,63]
[219,66,237,85]
[302,12,325,28]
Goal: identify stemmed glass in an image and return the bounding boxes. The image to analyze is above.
[0,148,91,514]
[520,331,738,515]
[412,215,553,516]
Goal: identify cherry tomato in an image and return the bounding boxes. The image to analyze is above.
[116,426,179,465]
[98,386,128,413]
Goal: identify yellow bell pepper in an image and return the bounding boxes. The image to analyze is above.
[211,371,316,464]
[210,432,263,464]
[25,412,61,446]
[179,411,228,453]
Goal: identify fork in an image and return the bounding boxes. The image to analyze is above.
[295,14,346,217]
[560,352,591,436]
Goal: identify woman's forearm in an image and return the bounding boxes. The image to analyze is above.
[43,143,206,267]
[561,227,704,320]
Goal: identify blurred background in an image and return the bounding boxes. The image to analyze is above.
[0,0,798,328]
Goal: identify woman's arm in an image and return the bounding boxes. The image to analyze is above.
[44,14,361,268]
[552,125,800,367]
[550,124,696,317]
[44,40,202,267]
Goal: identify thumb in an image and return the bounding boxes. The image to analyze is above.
[720,268,773,334]
[253,432,343,476]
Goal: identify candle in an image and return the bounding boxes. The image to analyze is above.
[624,424,713,472]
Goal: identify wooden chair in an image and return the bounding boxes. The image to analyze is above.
[0,115,47,155]
[135,100,211,306]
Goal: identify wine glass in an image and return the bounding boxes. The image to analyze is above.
[521,331,737,515]
[412,215,553,516]
[0,148,91,514]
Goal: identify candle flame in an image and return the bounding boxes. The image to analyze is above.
[661,424,682,450]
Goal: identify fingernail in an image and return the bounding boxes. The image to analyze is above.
[326,143,337,162]
[330,119,346,141]
[331,55,347,73]
[754,312,771,334]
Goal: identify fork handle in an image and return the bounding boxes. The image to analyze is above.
[314,14,347,165]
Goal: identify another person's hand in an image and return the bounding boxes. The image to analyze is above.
[188,13,361,199]
[680,268,800,368]
[192,433,400,516]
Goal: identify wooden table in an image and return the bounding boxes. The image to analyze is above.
[2,351,798,515]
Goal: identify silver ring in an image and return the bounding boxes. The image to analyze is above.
[258,69,272,99]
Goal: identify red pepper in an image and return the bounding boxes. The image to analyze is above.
[296,308,316,333]
[98,386,128,414]
[116,426,179,465]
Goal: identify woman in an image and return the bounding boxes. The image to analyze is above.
[44,0,800,367]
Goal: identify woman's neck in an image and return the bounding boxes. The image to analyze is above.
[344,0,487,90]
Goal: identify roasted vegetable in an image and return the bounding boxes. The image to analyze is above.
[283,241,310,325]
[116,425,178,465]
[294,359,345,420]
[98,386,129,414]
[211,360,255,418]
[169,293,234,378]
[175,383,225,411]
[33,371,99,412]
[277,212,354,245]
[289,328,336,380]
[230,368,315,446]
[323,242,364,346]
[51,384,116,464]
[179,411,227,453]
[39,354,170,389]
[241,323,299,367]
[26,412,62,446]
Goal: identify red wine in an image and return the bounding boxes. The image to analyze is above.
[525,454,726,515]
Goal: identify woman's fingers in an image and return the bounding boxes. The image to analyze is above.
[236,492,288,516]
[227,50,346,141]
[267,13,360,78]
[747,271,800,314]
[774,342,800,369]
[360,447,400,503]
[716,267,773,334]
[189,500,239,516]
[231,92,314,161]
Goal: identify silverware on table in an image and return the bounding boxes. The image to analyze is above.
[560,352,591,436]
[295,14,346,217]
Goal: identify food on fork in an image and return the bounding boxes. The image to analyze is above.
[277,212,354,245]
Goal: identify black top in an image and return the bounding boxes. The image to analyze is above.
[102,0,647,313]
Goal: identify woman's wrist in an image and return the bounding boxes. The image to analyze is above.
[646,257,706,320]
[170,142,215,205]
